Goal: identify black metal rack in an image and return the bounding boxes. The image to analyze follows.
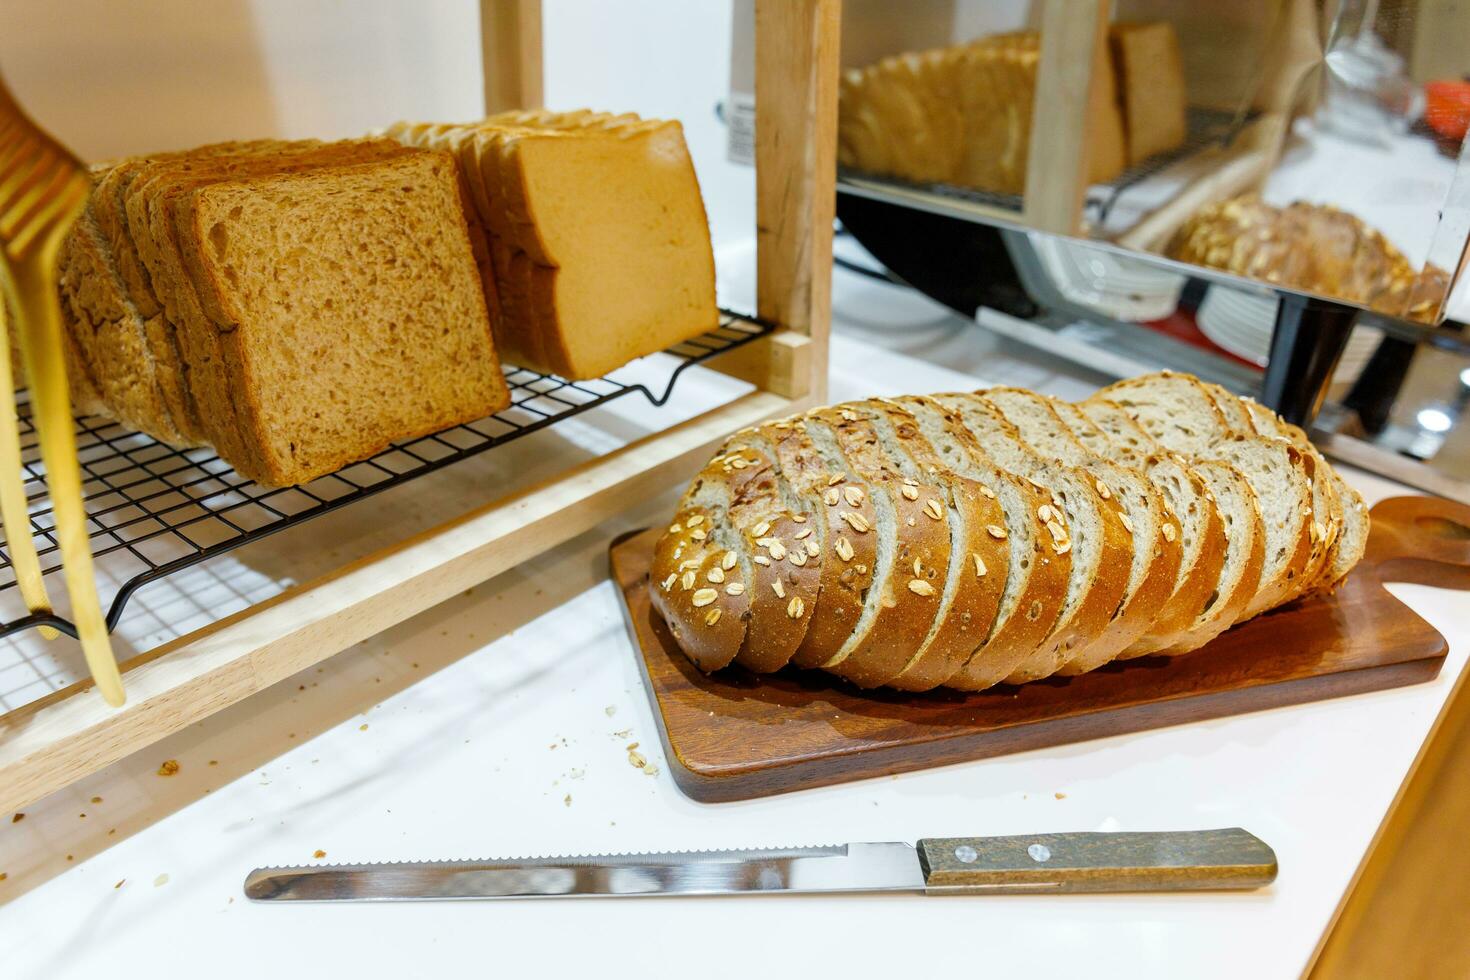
[838,106,1255,224]
[0,309,773,640]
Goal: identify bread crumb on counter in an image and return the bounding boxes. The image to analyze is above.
[1054,792,1067,800]
[156,760,180,777]
[313,850,327,859]
[154,874,169,887]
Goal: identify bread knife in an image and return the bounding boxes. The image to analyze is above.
[245,827,1276,901]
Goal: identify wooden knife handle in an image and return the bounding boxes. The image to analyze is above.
[917,828,1277,894]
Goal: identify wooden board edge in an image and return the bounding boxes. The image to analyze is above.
[650,654,1446,803]
[0,391,804,814]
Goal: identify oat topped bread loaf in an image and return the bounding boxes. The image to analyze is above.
[54,139,509,486]
[651,372,1367,692]
[1166,194,1451,321]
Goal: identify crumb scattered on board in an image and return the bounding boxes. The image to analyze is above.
[563,794,572,807]
[605,705,617,717]
[359,724,369,732]
[114,879,125,889]
[313,850,326,859]
[90,796,102,804]
[1054,792,1067,800]
[154,873,169,887]
[11,812,23,823]
[157,760,180,777]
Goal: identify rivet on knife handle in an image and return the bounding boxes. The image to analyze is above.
[917,828,1278,894]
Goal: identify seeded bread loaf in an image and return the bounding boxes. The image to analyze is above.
[652,373,1365,692]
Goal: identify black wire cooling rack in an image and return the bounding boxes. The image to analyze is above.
[838,106,1256,223]
[0,309,772,640]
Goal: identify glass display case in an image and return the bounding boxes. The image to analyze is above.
[728,0,1470,498]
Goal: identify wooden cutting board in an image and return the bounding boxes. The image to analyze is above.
[611,496,1469,802]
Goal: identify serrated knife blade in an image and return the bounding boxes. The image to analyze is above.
[245,828,1277,902]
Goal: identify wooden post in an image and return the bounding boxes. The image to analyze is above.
[1021,0,1110,235]
[754,0,841,403]
[480,0,544,114]
[1308,656,1470,977]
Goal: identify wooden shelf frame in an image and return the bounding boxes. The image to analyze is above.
[0,0,840,813]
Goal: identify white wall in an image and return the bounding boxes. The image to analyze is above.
[0,0,752,249]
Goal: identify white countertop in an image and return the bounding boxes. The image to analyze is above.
[4,267,1465,980]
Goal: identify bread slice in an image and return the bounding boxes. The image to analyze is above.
[761,417,869,670]
[982,388,1180,674]
[931,392,1132,682]
[1050,397,1222,657]
[1182,459,1267,645]
[1238,397,1366,594]
[1213,387,1341,592]
[1198,381,1340,596]
[897,395,1071,690]
[133,139,414,468]
[650,448,754,672]
[719,425,824,673]
[492,120,718,379]
[92,140,298,444]
[57,202,152,424]
[800,407,952,689]
[174,150,507,486]
[855,398,1009,689]
[1079,394,1269,650]
[1110,22,1188,164]
[1097,373,1314,619]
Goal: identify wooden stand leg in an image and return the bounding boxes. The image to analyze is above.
[480,0,544,114]
[1021,0,1110,235]
[754,0,841,403]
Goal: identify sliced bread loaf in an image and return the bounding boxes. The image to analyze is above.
[856,398,1010,690]
[931,392,1131,682]
[897,395,1072,690]
[799,407,951,689]
[1049,397,1222,657]
[981,387,1180,674]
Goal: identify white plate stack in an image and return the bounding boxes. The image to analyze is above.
[1197,285,1384,384]
[1031,236,1188,324]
